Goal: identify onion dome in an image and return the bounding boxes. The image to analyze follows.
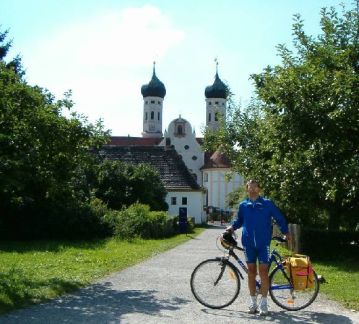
[141,63,166,98]
[205,72,228,99]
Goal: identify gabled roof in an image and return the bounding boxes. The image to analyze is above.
[108,136,163,146]
[202,149,231,169]
[97,146,201,191]
[108,136,204,146]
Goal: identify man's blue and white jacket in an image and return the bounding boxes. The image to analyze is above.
[232,196,289,248]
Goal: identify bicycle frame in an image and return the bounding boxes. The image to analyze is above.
[226,246,293,291]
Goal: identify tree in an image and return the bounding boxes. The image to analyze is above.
[0,29,110,238]
[95,160,168,211]
[205,3,359,230]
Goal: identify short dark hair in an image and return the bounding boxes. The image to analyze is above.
[246,179,260,189]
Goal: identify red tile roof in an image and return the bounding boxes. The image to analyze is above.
[108,136,163,146]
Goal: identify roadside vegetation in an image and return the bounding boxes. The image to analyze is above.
[274,241,359,311]
[0,227,205,314]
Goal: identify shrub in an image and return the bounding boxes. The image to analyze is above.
[301,228,359,259]
[113,203,176,239]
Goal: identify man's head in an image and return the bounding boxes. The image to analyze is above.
[246,179,260,199]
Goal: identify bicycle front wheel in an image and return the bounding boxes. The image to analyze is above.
[269,266,320,311]
[190,258,240,309]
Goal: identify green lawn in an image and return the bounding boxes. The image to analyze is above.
[0,228,205,314]
[273,244,359,311]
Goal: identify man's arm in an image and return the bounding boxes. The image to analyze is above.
[270,201,289,235]
[227,204,243,232]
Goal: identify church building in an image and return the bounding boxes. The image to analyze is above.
[101,63,244,224]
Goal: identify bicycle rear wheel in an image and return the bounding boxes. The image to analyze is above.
[190,258,240,309]
[269,266,320,311]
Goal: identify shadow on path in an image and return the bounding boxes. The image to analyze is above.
[2,281,190,323]
[202,307,354,324]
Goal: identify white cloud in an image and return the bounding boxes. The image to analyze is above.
[27,5,185,73]
[22,5,185,135]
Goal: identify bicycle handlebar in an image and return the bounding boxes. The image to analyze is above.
[272,236,288,243]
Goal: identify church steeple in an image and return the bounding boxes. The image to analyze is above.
[205,58,228,131]
[141,62,166,138]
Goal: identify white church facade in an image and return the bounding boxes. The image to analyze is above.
[104,64,244,224]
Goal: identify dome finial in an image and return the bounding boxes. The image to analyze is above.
[214,57,219,75]
[153,61,156,75]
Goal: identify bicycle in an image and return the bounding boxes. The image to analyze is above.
[190,234,320,311]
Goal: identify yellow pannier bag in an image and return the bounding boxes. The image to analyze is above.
[287,254,315,290]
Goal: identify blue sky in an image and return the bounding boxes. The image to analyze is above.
[0,0,353,136]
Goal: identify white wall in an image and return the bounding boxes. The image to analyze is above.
[203,169,243,211]
[166,190,206,224]
[160,117,204,185]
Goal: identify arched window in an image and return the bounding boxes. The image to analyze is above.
[151,111,154,120]
[177,125,183,135]
[208,113,211,122]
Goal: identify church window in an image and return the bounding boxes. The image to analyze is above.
[151,100,155,104]
[177,125,183,135]
[184,145,189,150]
[151,111,154,120]
[171,197,177,205]
[208,113,211,122]
[204,173,208,182]
[145,112,148,120]
[192,155,197,160]
[215,101,219,104]
[158,112,160,120]
[182,197,187,205]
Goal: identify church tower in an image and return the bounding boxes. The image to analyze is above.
[204,61,228,131]
[141,63,166,138]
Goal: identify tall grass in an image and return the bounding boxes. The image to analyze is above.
[0,228,205,314]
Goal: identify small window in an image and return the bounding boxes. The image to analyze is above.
[204,173,208,182]
[177,125,183,135]
[171,197,177,205]
[151,111,154,120]
[158,101,161,104]
[158,112,160,120]
[184,145,189,150]
[182,197,187,205]
[192,155,197,160]
[215,101,219,104]
[151,100,155,104]
[208,113,211,122]
[222,103,225,106]
[145,112,148,120]
[208,102,212,105]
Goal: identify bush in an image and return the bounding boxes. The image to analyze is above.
[112,203,176,239]
[301,228,359,259]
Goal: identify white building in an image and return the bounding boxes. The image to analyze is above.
[105,64,244,224]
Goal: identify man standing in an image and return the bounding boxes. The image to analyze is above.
[226,179,290,315]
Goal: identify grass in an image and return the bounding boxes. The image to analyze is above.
[0,228,205,314]
[273,243,359,311]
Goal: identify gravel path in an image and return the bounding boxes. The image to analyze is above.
[1,226,358,323]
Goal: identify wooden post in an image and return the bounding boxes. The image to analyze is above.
[288,224,301,253]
